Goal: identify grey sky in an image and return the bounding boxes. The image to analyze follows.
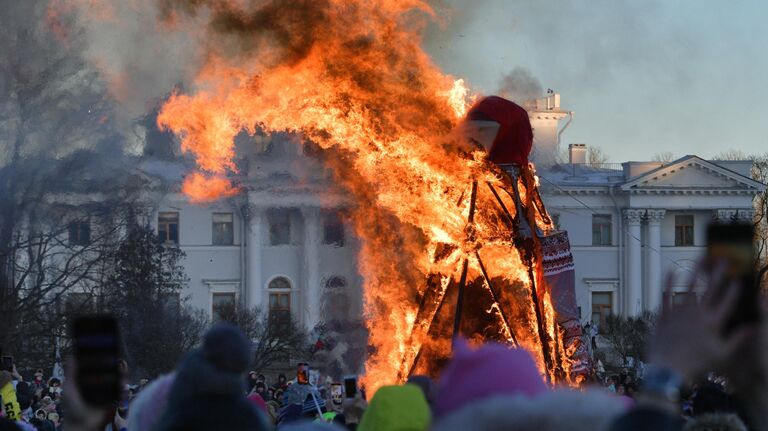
[426,0,768,161]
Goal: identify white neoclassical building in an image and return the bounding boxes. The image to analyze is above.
[147,94,764,329]
[150,135,363,331]
[538,153,764,323]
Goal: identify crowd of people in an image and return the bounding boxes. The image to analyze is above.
[0,259,766,431]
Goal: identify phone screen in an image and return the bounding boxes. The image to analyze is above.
[707,223,759,332]
[331,383,343,406]
[343,376,357,398]
[72,315,121,407]
[297,363,309,385]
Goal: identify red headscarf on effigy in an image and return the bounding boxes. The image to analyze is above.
[466,96,532,166]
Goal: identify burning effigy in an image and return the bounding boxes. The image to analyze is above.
[52,0,589,391]
[398,96,590,384]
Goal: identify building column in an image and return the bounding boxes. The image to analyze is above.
[645,210,666,311]
[247,208,264,309]
[302,207,321,330]
[623,209,644,316]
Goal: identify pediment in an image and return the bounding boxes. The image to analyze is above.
[620,156,765,193]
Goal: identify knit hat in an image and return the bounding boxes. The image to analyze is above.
[433,389,626,431]
[434,340,546,417]
[466,96,533,166]
[126,373,176,431]
[247,392,268,414]
[152,325,268,431]
[202,323,251,373]
[358,384,430,431]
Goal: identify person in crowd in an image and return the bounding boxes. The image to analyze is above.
[406,375,435,410]
[357,384,430,431]
[683,413,748,431]
[253,381,270,401]
[265,399,281,425]
[1,370,22,422]
[610,260,768,431]
[247,390,268,416]
[430,340,625,431]
[247,371,258,393]
[30,371,44,393]
[151,324,269,431]
[275,373,289,391]
[126,373,176,431]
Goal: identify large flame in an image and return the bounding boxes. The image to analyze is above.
[57,0,567,391]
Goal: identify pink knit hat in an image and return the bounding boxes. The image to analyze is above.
[247,392,268,414]
[434,340,547,417]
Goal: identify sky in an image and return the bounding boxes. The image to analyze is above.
[425,0,768,162]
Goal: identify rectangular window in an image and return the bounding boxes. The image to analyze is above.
[212,213,234,245]
[591,291,613,328]
[68,220,91,246]
[592,214,612,246]
[211,292,236,322]
[322,211,345,246]
[158,212,179,245]
[269,292,292,335]
[267,209,291,245]
[675,215,694,246]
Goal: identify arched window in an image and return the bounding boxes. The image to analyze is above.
[268,277,292,334]
[269,277,292,291]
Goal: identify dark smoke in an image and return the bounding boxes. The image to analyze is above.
[497,67,543,104]
[159,0,331,66]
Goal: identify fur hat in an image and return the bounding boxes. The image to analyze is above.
[433,389,625,431]
[683,413,748,431]
[127,373,176,431]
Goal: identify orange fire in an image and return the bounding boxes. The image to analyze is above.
[60,0,568,392]
[181,172,240,203]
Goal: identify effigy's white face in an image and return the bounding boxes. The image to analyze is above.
[460,120,500,153]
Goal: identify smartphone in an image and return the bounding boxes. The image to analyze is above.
[343,375,357,398]
[71,315,121,407]
[0,356,12,372]
[330,383,343,406]
[297,363,309,385]
[707,222,760,332]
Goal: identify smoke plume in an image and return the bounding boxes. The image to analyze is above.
[497,67,543,105]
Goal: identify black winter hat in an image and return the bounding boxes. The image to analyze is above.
[202,323,251,373]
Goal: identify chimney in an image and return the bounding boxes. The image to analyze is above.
[569,143,587,164]
[524,92,570,168]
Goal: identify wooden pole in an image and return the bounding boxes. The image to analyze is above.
[451,181,478,341]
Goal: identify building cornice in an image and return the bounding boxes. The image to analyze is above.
[621,156,766,192]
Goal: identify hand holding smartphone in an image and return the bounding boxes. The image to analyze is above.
[71,315,121,407]
[343,375,357,399]
[706,222,760,333]
[297,363,309,385]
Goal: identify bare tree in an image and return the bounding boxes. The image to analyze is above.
[0,1,148,367]
[100,225,206,379]
[712,150,768,289]
[587,146,609,165]
[600,313,655,369]
[217,302,309,372]
[652,151,675,163]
